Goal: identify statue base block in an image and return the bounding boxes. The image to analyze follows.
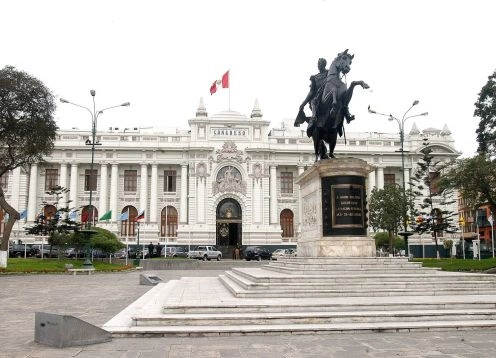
[296,158,376,257]
[298,236,375,257]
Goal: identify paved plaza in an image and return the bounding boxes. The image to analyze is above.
[1,266,496,357]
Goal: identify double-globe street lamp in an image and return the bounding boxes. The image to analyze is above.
[60,90,130,267]
[368,100,428,256]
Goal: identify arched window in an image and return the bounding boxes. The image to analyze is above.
[121,206,138,237]
[280,209,294,237]
[161,206,178,238]
[81,205,98,225]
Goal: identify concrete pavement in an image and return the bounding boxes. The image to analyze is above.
[1,266,496,357]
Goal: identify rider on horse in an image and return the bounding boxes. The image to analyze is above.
[296,50,369,162]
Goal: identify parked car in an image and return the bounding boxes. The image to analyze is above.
[127,247,149,259]
[161,246,189,258]
[8,244,36,258]
[244,246,272,261]
[33,245,61,258]
[271,248,297,260]
[114,249,128,259]
[188,246,222,261]
[65,248,83,259]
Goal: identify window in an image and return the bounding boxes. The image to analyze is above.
[161,206,178,237]
[164,170,177,192]
[45,169,58,190]
[120,206,138,236]
[280,209,294,237]
[384,173,395,186]
[81,205,98,224]
[124,170,137,192]
[429,172,440,194]
[280,172,293,194]
[0,173,8,190]
[84,169,97,191]
[476,208,487,227]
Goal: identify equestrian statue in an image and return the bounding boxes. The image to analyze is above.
[295,49,369,162]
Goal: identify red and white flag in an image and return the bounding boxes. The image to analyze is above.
[210,70,229,95]
[136,210,145,222]
[221,70,229,88]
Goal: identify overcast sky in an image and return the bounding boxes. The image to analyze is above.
[2,0,495,157]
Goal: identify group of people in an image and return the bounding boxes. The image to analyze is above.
[147,242,162,258]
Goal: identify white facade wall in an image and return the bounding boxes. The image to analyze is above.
[4,106,461,248]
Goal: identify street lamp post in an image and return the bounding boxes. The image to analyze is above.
[368,101,428,257]
[60,91,130,268]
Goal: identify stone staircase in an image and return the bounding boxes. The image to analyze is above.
[104,257,496,336]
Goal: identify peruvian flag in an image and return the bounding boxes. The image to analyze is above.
[136,210,145,222]
[210,70,229,95]
[209,80,219,95]
[221,70,229,88]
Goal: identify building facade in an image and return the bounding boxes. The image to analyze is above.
[0,99,461,254]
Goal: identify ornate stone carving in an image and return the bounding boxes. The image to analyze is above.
[213,165,246,195]
[215,141,245,163]
[196,162,207,178]
[302,196,318,227]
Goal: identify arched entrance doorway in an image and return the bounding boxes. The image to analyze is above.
[216,198,242,255]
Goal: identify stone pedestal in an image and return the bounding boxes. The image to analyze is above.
[296,158,375,257]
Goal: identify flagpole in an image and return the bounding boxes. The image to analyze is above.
[228,69,231,111]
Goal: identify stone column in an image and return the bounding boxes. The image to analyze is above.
[367,169,376,199]
[150,164,158,222]
[10,167,22,211]
[376,166,384,190]
[69,163,78,212]
[197,174,206,223]
[98,164,108,217]
[252,174,262,223]
[297,165,305,233]
[110,164,119,221]
[180,164,188,223]
[269,165,277,224]
[403,167,410,190]
[59,163,68,212]
[140,164,148,220]
[27,164,38,222]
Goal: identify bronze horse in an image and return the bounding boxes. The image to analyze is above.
[307,50,369,161]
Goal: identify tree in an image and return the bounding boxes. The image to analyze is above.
[440,154,496,231]
[475,69,496,155]
[25,186,81,257]
[0,66,57,267]
[374,232,405,254]
[368,184,416,253]
[409,139,457,258]
[90,227,125,260]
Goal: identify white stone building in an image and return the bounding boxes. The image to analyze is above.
[0,99,461,253]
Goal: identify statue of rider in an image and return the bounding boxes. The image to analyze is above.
[295,58,327,137]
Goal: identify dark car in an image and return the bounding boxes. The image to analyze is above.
[161,246,189,258]
[33,245,61,258]
[9,244,36,258]
[244,246,272,261]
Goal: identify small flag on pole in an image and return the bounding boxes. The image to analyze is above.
[99,210,112,221]
[69,210,78,221]
[136,210,145,222]
[19,209,27,220]
[118,211,129,221]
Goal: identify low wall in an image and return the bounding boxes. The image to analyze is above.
[140,259,265,270]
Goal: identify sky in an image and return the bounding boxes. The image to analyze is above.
[2,0,495,158]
